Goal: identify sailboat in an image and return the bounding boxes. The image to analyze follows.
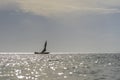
[34,41,50,54]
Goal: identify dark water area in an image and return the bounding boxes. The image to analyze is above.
[0,53,120,80]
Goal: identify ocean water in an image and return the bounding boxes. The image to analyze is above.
[0,53,120,80]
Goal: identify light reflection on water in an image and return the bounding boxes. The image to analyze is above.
[0,54,120,80]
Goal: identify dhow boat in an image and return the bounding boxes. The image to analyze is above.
[34,41,50,54]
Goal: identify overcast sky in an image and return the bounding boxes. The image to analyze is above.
[0,0,120,52]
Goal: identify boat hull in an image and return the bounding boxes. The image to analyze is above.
[34,52,50,54]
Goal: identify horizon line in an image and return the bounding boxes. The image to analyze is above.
[0,52,120,54]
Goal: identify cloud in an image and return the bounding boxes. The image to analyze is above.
[0,0,120,16]
[16,0,120,16]
[0,4,57,51]
[98,0,120,7]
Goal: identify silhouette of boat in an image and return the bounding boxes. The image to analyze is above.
[34,41,50,54]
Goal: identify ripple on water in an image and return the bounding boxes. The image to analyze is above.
[17,75,24,79]
[0,54,120,80]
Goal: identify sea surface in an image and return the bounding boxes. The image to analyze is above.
[0,53,120,80]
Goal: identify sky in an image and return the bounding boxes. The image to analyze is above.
[0,0,120,53]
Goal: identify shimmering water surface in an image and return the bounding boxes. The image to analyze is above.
[0,53,120,80]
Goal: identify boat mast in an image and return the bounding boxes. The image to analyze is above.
[41,41,47,53]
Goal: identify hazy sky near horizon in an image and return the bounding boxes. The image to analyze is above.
[0,0,120,52]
